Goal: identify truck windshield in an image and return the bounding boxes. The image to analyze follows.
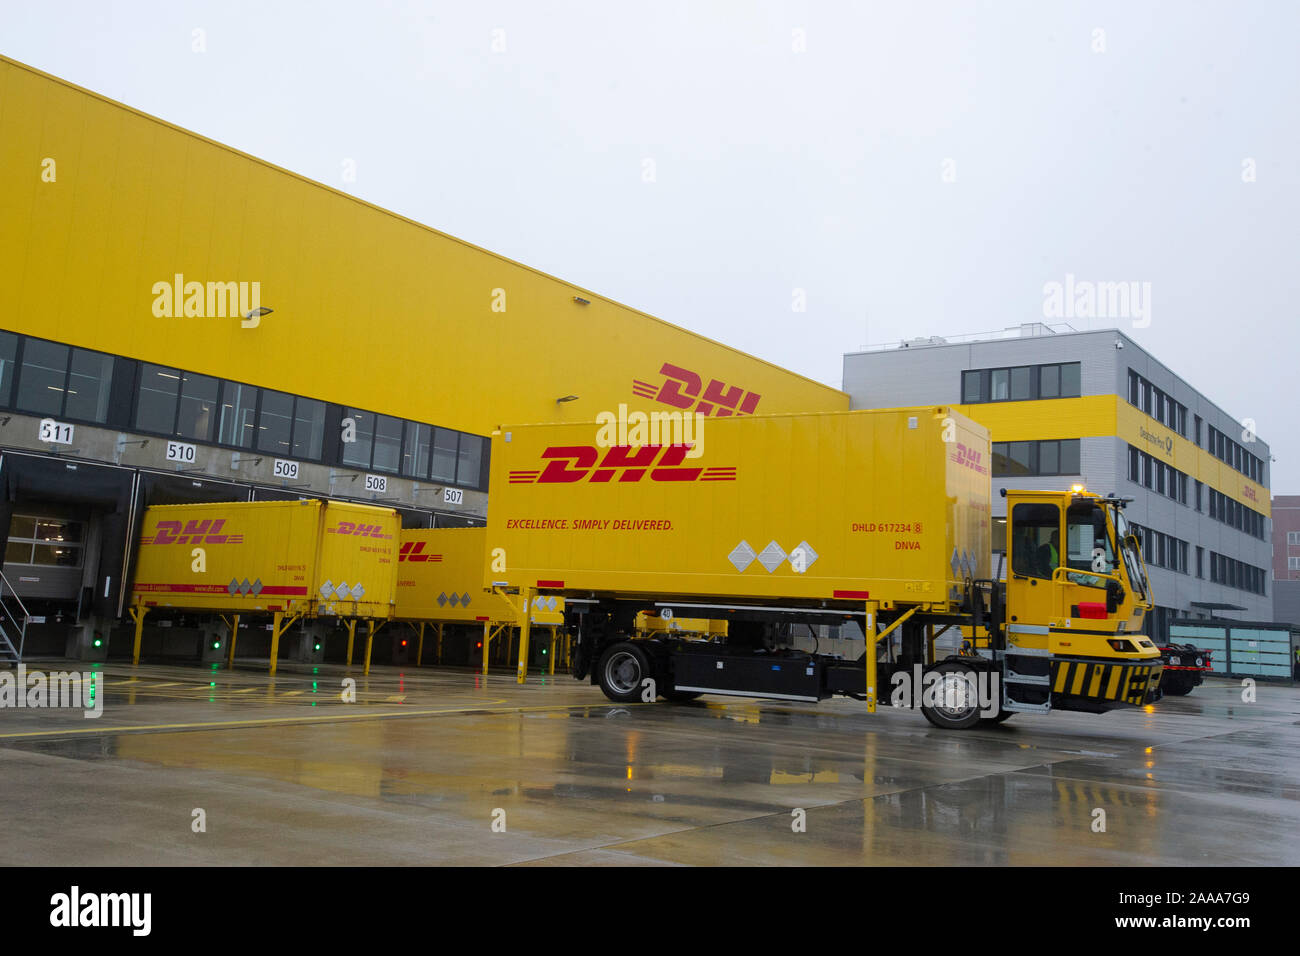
[1111,507,1149,601]
[1064,503,1116,587]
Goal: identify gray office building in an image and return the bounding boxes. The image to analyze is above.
[842,325,1273,641]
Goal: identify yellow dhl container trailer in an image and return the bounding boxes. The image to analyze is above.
[486,406,1162,728]
[131,499,399,618]
[395,527,564,626]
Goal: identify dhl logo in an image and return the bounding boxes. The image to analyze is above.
[327,521,393,539]
[141,519,243,545]
[510,444,737,484]
[632,362,762,417]
[399,542,444,562]
[950,442,988,475]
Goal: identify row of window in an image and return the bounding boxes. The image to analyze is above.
[1127,446,1190,506]
[1206,424,1265,485]
[961,362,1081,405]
[1288,531,1300,545]
[1127,369,1188,437]
[991,439,1081,477]
[1209,551,1267,595]
[0,330,489,490]
[1129,523,1190,575]
[1288,557,1300,570]
[1207,489,1267,541]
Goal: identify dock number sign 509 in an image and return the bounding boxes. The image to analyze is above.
[166,440,197,463]
[365,474,387,493]
[273,459,299,480]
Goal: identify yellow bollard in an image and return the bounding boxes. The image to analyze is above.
[516,588,536,684]
[865,602,878,714]
[345,620,357,667]
[269,610,283,677]
[130,606,148,666]
[228,614,240,669]
[363,620,375,676]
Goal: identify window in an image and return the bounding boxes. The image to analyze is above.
[1288,532,1300,545]
[219,383,259,448]
[292,398,326,460]
[256,390,295,455]
[1194,415,1202,447]
[1011,503,1059,579]
[0,331,17,405]
[1196,546,1203,578]
[176,372,219,441]
[961,370,982,403]
[1065,502,1114,586]
[1042,364,1061,399]
[1194,480,1202,512]
[3,516,85,568]
[402,423,433,478]
[1128,446,1140,483]
[1010,366,1032,401]
[990,369,1009,401]
[430,428,459,482]
[135,364,181,434]
[65,349,116,423]
[342,409,376,469]
[16,339,70,416]
[1127,370,1139,406]
[457,435,484,487]
[372,415,403,473]
[1289,557,1300,571]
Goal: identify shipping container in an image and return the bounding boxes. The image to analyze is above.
[395,527,562,625]
[130,499,399,620]
[485,406,991,609]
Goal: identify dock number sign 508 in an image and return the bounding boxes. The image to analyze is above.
[365,474,387,493]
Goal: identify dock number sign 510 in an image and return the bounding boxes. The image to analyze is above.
[165,440,197,463]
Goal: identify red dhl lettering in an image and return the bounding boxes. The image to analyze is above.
[399,542,444,562]
[327,520,393,539]
[632,362,761,417]
[1243,485,1258,502]
[510,444,738,484]
[143,519,243,545]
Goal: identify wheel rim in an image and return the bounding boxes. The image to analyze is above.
[604,651,641,695]
[935,671,978,718]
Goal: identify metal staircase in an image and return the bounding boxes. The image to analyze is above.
[0,570,30,666]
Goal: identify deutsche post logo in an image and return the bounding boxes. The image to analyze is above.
[509,444,737,484]
[632,362,762,417]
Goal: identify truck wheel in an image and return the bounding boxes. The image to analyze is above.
[597,642,651,703]
[1163,676,1193,696]
[920,662,984,730]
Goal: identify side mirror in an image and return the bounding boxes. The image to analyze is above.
[1106,578,1125,614]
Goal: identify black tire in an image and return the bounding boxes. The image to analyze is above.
[662,689,702,702]
[920,661,984,730]
[1162,677,1193,696]
[980,709,1015,725]
[596,642,652,703]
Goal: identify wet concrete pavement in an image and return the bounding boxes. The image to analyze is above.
[1,661,1297,865]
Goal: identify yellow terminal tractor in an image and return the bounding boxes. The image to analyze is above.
[486,406,1162,729]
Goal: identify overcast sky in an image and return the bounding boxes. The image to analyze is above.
[4,1,1297,488]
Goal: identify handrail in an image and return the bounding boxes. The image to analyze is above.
[0,568,31,662]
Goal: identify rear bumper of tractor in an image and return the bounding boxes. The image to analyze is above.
[1049,656,1163,714]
